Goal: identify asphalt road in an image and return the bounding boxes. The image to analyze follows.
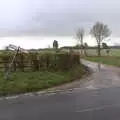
[1,87,120,120]
[0,60,120,120]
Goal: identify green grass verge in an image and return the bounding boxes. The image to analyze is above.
[84,56,120,67]
[0,65,89,96]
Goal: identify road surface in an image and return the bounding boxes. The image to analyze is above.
[81,59,120,89]
[0,60,120,120]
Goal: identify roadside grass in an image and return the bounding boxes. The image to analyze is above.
[0,65,89,96]
[84,56,120,67]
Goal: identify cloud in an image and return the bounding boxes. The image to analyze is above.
[0,0,120,37]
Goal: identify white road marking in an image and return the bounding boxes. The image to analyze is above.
[85,85,97,89]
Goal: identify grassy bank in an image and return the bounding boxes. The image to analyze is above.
[84,56,120,67]
[0,65,89,96]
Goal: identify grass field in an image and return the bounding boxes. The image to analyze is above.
[86,49,120,56]
[0,65,89,96]
[72,48,120,67]
[84,56,120,67]
[61,48,120,56]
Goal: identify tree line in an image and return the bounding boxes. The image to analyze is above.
[53,21,111,56]
[76,21,111,56]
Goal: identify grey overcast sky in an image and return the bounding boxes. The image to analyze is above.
[0,0,120,37]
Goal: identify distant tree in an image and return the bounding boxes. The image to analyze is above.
[76,28,85,56]
[84,42,88,48]
[75,44,80,49]
[102,42,110,55]
[53,40,58,51]
[90,21,111,56]
[84,42,88,56]
[102,42,108,49]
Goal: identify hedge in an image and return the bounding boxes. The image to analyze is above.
[1,52,80,72]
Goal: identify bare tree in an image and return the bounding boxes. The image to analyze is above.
[76,28,85,56]
[90,22,111,56]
